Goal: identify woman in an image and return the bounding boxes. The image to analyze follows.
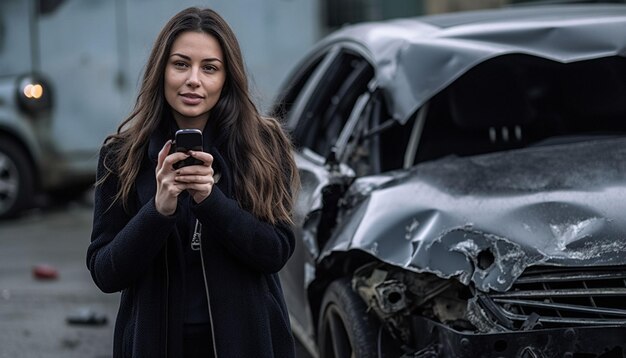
[87,7,299,357]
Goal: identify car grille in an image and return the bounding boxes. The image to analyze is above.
[486,266,626,329]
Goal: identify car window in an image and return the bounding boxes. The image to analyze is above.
[295,51,374,158]
[270,53,326,126]
[360,55,626,173]
[337,89,421,175]
[398,54,626,167]
[340,91,387,176]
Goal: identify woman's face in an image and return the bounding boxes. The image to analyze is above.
[164,31,226,129]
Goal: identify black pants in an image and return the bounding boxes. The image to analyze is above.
[183,323,214,358]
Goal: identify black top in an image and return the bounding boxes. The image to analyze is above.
[87,119,296,357]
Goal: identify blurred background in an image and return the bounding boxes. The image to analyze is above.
[0,0,624,357]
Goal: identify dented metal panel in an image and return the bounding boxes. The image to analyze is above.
[278,5,626,354]
[319,137,626,292]
[318,5,626,123]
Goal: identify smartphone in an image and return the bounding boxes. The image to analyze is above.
[171,129,204,169]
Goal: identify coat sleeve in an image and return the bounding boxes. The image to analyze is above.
[191,187,295,274]
[86,146,177,293]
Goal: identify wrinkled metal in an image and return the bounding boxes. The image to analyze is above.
[320,137,626,292]
[407,316,626,357]
[318,5,626,123]
[282,5,626,354]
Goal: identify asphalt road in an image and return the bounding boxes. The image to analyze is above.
[0,197,117,358]
[0,194,312,358]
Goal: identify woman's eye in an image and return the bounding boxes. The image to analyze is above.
[173,61,188,68]
[203,65,218,73]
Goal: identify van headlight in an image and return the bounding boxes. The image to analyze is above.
[16,74,52,115]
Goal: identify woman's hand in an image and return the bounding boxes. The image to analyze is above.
[174,151,215,204]
[155,140,189,216]
[155,142,215,215]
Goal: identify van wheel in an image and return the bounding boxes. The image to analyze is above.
[0,139,34,219]
[318,278,383,358]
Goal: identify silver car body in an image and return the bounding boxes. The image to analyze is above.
[276,4,626,357]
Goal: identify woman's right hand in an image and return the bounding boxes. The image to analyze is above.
[155,140,188,216]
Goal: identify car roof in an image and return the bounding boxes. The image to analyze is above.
[316,4,626,124]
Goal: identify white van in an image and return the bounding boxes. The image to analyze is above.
[0,0,318,218]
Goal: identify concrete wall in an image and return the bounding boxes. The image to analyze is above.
[1,0,321,156]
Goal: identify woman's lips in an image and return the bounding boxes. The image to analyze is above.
[180,93,203,105]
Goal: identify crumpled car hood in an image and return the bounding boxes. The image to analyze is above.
[320,5,626,124]
[322,137,626,292]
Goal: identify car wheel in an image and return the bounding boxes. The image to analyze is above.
[0,138,34,219]
[318,278,382,358]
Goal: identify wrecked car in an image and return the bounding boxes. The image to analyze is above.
[272,3,626,358]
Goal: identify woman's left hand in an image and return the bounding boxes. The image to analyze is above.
[174,151,215,203]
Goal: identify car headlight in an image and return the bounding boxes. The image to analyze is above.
[16,74,53,115]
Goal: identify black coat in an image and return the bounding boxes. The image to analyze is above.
[87,125,296,357]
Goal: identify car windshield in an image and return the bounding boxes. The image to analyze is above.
[402,54,626,166]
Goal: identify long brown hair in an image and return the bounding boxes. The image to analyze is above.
[99,7,299,225]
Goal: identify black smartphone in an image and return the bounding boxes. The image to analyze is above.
[171,129,204,169]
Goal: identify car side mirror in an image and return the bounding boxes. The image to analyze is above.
[317,175,348,250]
[318,146,353,249]
[325,146,340,173]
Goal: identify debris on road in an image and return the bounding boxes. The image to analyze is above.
[66,307,108,326]
[32,264,59,280]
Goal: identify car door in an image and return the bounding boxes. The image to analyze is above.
[273,44,375,348]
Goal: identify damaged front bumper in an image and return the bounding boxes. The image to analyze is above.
[353,262,626,358]
[407,316,626,358]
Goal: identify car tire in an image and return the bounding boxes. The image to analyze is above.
[0,138,34,219]
[318,277,384,358]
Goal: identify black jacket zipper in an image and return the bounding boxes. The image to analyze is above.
[196,219,219,357]
[165,240,169,357]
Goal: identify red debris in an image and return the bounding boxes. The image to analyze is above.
[32,264,59,280]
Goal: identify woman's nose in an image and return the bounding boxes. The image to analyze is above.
[185,70,201,88]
